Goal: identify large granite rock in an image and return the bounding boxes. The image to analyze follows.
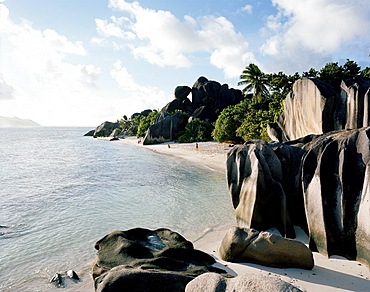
[272,77,370,142]
[190,106,218,123]
[143,112,184,145]
[301,127,370,268]
[219,226,314,270]
[185,272,302,292]
[140,76,244,144]
[191,76,243,114]
[174,85,192,101]
[93,121,120,138]
[227,127,370,269]
[276,78,340,141]
[341,77,370,129]
[95,267,193,292]
[93,228,226,291]
[161,97,193,114]
[226,140,306,238]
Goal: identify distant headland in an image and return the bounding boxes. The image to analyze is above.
[0,116,40,127]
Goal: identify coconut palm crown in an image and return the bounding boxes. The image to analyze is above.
[238,63,270,103]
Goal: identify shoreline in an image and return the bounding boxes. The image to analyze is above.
[116,136,370,292]
[117,136,233,175]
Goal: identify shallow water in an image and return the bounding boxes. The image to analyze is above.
[0,127,235,291]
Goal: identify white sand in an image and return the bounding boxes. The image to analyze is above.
[116,137,370,291]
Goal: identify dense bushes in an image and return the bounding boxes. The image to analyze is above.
[136,111,160,137]
[212,96,283,143]
[177,119,214,143]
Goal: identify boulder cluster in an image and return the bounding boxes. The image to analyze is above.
[143,76,244,145]
[85,76,244,144]
[93,228,303,292]
[88,76,370,291]
[227,76,370,271]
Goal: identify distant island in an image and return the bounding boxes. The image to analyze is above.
[0,116,40,127]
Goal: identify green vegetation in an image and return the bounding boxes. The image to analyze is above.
[118,110,159,137]
[238,63,270,103]
[213,59,370,144]
[212,96,283,143]
[177,119,213,143]
[136,111,160,137]
[117,59,370,144]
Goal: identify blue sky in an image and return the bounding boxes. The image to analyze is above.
[1,0,369,126]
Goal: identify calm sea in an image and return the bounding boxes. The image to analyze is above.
[0,127,235,291]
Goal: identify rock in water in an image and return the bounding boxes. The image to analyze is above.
[50,273,63,287]
[96,267,194,292]
[93,228,227,292]
[93,121,119,138]
[67,270,80,281]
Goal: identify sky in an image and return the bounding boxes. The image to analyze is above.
[0,0,369,126]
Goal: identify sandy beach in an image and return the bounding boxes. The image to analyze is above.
[117,137,370,292]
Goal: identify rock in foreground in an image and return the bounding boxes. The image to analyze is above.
[93,228,226,291]
[219,226,314,270]
[185,272,302,292]
[227,127,370,270]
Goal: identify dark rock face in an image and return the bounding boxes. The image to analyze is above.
[96,267,193,292]
[191,76,243,114]
[174,86,192,101]
[190,106,218,123]
[227,127,370,269]
[84,129,95,136]
[93,122,119,138]
[341,77,370,130]
[93,228,226,292]
[227,140,306,238]
[147,76,244,144]
[131,109,153,119]
[219,226,314,270]
[185,272,303,292]
[301,127,370,267]
[161,98,193,114]
[272,77,370,142]
[143,111,184,145]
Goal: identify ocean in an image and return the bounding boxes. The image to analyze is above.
[0,127,235,291]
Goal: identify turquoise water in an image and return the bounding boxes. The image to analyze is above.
[0,127,235,291]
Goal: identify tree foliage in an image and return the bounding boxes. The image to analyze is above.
[213,59,368,143]
[212,96,284,143]
[238,63,270,103]
[136,111,160,137]
[177,119,213,143]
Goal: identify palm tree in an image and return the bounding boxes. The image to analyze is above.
[238,63,270,103]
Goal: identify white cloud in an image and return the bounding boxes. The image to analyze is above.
[95,16,136,39]
[260,0,370,71]
[0,73,15,101]
[110,61,168,111]
[0,4,116,126]
[103,0,256,78]
[241,5,253,14]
